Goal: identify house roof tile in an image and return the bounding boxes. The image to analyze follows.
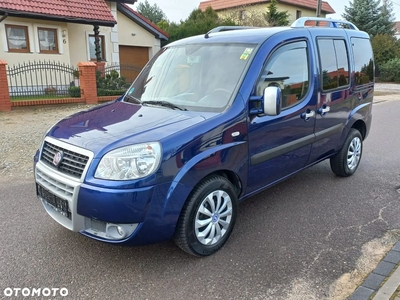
[199,0,335,14]
[0,0,117,26]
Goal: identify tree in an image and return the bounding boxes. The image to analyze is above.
[163,7,235,44]
[264,0,290,27]
[342,0,395,37]
[137,0,166,24]
[380,0,396,36]
[370,34,400,66]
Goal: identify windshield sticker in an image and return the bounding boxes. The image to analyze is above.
[240,48,254,60]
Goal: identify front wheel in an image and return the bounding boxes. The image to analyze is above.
[174,175,238,256]
[330,129,363,177]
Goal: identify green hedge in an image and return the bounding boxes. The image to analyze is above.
[380,58,400,83]
[97,89,127,96]
[68,86,81,97]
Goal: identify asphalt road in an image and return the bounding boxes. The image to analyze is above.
[1,100,400,300]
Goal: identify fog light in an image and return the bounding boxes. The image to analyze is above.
[117,226,125,237]
[106,223,127,239]
[84,218,138,240]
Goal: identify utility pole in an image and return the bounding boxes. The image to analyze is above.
[316,0,322,17]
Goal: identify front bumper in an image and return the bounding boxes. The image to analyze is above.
[35,159,178,245]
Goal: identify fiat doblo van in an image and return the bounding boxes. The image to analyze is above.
[34,17,374,256]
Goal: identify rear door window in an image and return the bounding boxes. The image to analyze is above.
[318,38,350,91]
[351,37,374,86]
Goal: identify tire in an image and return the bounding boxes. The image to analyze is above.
[174,175,238,257]
[330,129,363,177]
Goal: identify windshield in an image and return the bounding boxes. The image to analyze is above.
[123,43,256,112]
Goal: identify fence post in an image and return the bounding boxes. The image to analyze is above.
[78,62,98,105]
[0,60,11,112]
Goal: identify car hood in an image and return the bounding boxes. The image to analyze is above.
[47,101,214,157]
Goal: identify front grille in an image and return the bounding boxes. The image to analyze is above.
[41,141,89,178]
[36,169,74,200]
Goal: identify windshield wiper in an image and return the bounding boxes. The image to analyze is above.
[124,94,141,104]
[141,100,187,111]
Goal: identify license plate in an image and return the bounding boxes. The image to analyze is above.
[36,184,71,219]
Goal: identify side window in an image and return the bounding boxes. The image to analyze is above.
[256,41,309,109]
[5,24,30,53]
[351,38,374,86]
[88,35,105,61]
[38,28,58,54]
[318,38,350,91]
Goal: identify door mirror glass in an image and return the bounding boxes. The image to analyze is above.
[264,86,282,116]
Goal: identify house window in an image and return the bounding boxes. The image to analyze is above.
[88,35,105,61]
[296,10,302,19]
[5,24,30,52]
[38,27,58,53]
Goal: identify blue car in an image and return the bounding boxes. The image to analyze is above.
[34,17,374,256]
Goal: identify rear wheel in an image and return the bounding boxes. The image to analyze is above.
[174,175,237,256]
[330,129,363,177]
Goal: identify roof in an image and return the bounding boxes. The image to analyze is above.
[0,0,122,27]
[199,0,335,14]
[118,3,169,40]
[170,27,290,47]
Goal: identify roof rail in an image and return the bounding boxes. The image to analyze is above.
[291,17,359,30]
[205,26,254,38]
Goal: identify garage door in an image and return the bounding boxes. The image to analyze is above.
[119,46,149,83]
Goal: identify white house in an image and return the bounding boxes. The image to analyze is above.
[0,0,168,68]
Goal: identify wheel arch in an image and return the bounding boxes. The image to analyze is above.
[212,169,243,199]
[170,168,244,217]
[351,119,367,140]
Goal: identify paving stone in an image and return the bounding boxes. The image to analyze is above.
[373,261,397,276]
[348,286,374,300]
[393,242,400,252]
[383,251,400,264]
[362,273,386,290]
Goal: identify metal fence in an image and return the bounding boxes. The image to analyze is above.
[97,63,142,97]
[105,63,143,84]
[7,61,80,100]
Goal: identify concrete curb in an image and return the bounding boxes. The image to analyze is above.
[349,241,400,300]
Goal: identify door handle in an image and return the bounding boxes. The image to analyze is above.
[301,109,315,121]
[317,105,330,116]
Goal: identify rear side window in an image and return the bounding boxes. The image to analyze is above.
[318,38,350,91]
[351,37,374,86]
[256,41,309,109]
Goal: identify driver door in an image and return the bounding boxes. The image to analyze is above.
[246,39,317,194]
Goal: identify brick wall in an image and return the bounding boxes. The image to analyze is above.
[78,62,98,105]
[0,60,11,112]
[0,61,111,112]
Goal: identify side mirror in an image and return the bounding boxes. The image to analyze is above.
[263,86,282,116]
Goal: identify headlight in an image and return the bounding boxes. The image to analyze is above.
[94,142,162,180]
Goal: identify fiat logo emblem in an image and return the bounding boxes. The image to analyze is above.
[53,151,64,167]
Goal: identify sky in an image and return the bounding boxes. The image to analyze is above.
[131,0,400,23]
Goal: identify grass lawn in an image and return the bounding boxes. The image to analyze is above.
[11,94,75,101]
